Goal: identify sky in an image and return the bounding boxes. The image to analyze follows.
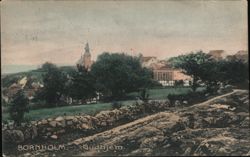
[1,0,248,71]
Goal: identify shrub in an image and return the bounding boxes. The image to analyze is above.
[139,88,149,102]
[111,101,122,109]
[167,91,207,106]
[8,90,29,126]
[174,80,184,86]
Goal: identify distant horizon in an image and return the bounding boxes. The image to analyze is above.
[2,49,247,74]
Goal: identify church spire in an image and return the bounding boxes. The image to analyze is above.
[84,42,90,54]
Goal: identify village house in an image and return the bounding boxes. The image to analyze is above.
[226,50,248,63]
[208,50,225,60]
[141,56,192,86]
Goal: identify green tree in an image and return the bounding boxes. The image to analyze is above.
[67,66,96,102]
[39,62,67,106]
[168,51,213,92]
[139,88,150,103]
[218,59,249,88]
[91,52,153,100]
[9,90,29,125]
[199,60,221,94]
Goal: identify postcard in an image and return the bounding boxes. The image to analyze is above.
[1,0,249,156]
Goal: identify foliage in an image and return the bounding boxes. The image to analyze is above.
[168,51,213,92]
[139,88,150,102]
[167,91,207,106]
[168,51,249,93]
[91,52,153,100]
[36,62,67,106]
[218,59,249,86]
[111,101,122,109]
[174,80,184,86]
[8,90,29,125]
[3,87,200,121]
[67,66,96,101]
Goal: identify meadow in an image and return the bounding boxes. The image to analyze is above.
[2,87,198,122]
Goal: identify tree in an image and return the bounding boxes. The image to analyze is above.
[38,62,67,106]
[199,60,221,94]
[168,51,213,92]
[139,88,150,103]
[67,66,96,102]
[91,52,153,100]
[9,90,29,125]
[218,59,249,88]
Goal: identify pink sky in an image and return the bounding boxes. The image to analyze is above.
[1,0,248,66]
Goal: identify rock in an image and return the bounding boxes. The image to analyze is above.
[225,85,233,90]
[50,135,58,139]
[182,101,188,105]
[46,132,52,136]
[80,117,89,123]
[57,129,65,134]
[98,121,107,126]
[66,120,73,126]
[55,116,64,122]
[23,153,31,157]
[81,124,90,129]
[183,147,192,156]
[3,130,24,143]
[65,116,74,120]
[49,121,57,127]
[31,121,36,125]
[41,119,48,125]
[73,118,78,123]
[205,93,210,97]
[174,100,181,107]
[57,120,66,127]
[24,129,32,139]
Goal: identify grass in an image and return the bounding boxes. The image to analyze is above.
[128,86,204,100]
[2,87,202,122]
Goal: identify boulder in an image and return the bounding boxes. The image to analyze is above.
[49,121,57,127]
[57,120,66,127]
[41,119,48,125]
[3,130,24,143]
[55,116,64,122]
[50,135,58,140]
[81,124,91,130]
[66,120,73,126]
[65,116,74,120]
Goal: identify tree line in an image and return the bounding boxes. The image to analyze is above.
[168,51,249,94]
[34,52,157,106]
[7,51,248,125]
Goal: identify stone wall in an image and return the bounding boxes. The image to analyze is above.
[2,100,170,145]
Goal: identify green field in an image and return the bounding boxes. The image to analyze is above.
[2,87,199,122]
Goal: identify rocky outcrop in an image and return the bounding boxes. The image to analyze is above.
[23,89,248,157]
[3,90,249,156]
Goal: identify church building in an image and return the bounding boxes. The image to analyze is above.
[76,43,94,70]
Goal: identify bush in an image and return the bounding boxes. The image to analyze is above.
[111,101,122,109]
[139,88,149,102]
[167,91,207,106]
[8,90,29,125]
[174,80,184,86]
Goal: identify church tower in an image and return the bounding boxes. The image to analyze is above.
[76,42,92,70]
[83,42,92,69]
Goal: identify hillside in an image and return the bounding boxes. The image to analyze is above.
[5,89,249,156]
[1,66,76,88]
